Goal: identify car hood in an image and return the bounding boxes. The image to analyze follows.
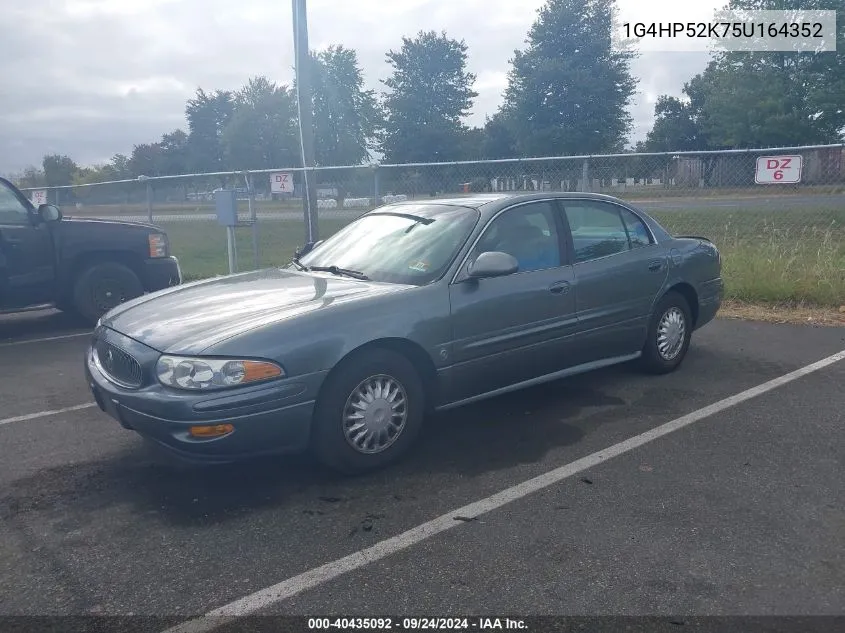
[61,215,160,231]
[100,268,402,353]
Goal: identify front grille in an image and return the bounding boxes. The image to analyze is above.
[94,339,143,388]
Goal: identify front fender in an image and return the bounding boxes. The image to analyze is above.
[202,283,453,378]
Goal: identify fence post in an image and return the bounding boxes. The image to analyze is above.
[226,227,237,275]
[581,159,590,192]
[55,188,61,208]
[373,164,380,206]
[245,172,259,270]
[145,181,153,223]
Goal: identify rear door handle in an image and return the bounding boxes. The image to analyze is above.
[648,260,664,272]
[549,281,570,295]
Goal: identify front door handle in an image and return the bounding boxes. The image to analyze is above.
[648,260,664,272]
[549,281,570,295]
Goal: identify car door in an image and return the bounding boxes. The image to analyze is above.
[445,200,578,403]
[0,181,56,308]
[559,199,669,363]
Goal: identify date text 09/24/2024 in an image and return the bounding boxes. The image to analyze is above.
[307,618,527,630]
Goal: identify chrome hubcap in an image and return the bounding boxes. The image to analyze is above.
[657,307,686,361]
[342,375,408,454]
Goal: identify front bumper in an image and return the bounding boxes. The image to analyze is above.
[84,329,325,463]
[143,256,182,292]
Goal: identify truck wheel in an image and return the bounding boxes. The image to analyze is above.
[311,349,426,475]
[73,262,144,324]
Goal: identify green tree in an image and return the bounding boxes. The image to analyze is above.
[109,154,132,179]
[642,94,707,152]
[645,0,845,149]
[460,127,486,161]
[310,46,381,166]
[500,0,637,156]
[185,88,234,172]
[128,143,164,178]
[42,154,79,187]
[380,30,478,164]
[221,76,299,170]
[16,166,46,189]
[482,114,518,159]
[159,129,190,175]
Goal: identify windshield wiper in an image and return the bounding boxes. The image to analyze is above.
[291,257,309,271]
[308,265,370,280]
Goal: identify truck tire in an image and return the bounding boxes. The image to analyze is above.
[73,262,144,324]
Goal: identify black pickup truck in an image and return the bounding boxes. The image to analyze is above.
[0,176,181,324]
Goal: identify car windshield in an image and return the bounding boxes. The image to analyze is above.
[295,204,479,285]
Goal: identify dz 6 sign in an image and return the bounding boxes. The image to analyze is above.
[755,155,803,184]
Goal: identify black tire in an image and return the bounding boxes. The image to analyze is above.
[311,348,426,475]
[640,290,693,375]
[73,262,144,324]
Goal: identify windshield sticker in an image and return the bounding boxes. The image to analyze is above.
[408,260,430,272]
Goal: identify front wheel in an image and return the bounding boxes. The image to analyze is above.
[640,291,693,375]
[311,349,426,475]
[73,262,144,324]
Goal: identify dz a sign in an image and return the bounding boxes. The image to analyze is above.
[270,172,295,194]
[755,155,802,184]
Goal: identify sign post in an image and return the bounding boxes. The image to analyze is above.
[292,0,319,245]
[755,155,803,184]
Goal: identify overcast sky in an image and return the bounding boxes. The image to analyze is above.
[1,0,719,175]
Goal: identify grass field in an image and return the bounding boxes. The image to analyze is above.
[163,206,844,308]
[65,186,845,217]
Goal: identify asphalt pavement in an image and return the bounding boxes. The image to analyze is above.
[0,311,843,624]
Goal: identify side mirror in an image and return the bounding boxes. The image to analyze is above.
[467,251,519,279]
[38,204,62,222]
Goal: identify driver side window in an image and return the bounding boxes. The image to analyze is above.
[0,182,31,225]
[471,202,562,273]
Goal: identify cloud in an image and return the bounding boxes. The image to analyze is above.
[0,0,713,174]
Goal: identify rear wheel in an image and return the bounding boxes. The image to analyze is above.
[640,290,693,374]
[311,349,426,475]
[73,262,144,324]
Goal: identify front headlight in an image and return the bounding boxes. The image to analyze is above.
[156,355,284,391]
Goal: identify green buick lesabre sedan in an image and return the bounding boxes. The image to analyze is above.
[85,192,723,474]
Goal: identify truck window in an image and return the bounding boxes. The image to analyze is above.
[0,182,31,225]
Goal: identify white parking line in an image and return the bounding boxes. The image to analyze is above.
[164,348,845,633]
[0,332,91,347]
[0,403,97,427]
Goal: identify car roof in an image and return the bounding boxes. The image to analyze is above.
[363,190,671,243]
[385,191,637,211]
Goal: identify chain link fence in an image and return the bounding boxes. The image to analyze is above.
[17,144,845,304]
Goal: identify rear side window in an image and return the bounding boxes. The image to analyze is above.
[563,202,629,263]
[619,208,653,248]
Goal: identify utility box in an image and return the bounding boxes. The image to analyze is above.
[214,189,238,227]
